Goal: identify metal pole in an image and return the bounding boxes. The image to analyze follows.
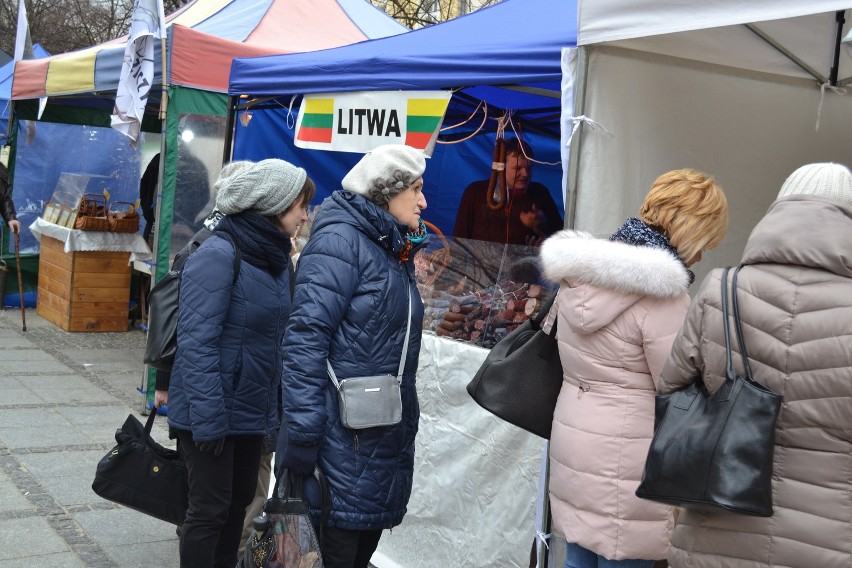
[13,231,26,331]
[565,46,589,230]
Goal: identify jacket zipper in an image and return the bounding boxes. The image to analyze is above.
[577,382,590,398]
[353,432,360,452]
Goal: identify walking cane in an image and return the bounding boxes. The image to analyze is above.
[13,231,26,332]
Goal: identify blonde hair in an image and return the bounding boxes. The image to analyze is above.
[639,169,728,262]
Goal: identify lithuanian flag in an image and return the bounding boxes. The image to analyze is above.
[405,98,448,149]
[297,98,334,143]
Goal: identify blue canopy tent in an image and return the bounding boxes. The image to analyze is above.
[227,0,577,237]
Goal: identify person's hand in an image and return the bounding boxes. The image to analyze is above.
[154,390,169,408]
[518,204,545,231]
[195,438,225,456]
[277,440,320,476]
[8,220,21,234]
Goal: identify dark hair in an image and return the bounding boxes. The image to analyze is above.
[285,177,317,212]
[504,138,534,159]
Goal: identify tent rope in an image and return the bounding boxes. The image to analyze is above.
[438,100,488,144]
[815,82,847,131]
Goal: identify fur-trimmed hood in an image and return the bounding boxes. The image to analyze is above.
[540,230,691,333]
[540,230,690,297]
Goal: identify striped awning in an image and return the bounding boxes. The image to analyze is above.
[12,0,406,99]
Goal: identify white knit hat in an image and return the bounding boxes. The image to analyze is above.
[776,162,852,208]
[215,159,307,216]
[341,145,426,204]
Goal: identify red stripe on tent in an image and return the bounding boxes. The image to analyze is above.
[297,126,333,143]
[171,25,295,92]
[247,0,368,50]
[11,58,50,99]
[404,131,433,149]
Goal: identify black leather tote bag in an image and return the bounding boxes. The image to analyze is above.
[636,266,782,517]
[467,293,563,439]
[92,410,188,525]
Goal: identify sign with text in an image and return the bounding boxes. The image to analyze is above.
[294,91,452,155]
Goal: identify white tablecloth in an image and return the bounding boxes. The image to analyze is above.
[372,333,546,568]
[29,218,152,263]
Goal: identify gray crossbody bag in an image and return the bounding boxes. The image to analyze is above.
[327,287,412,429]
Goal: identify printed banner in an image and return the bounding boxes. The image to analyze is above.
[110,0,167,147]
[294,91,452,156]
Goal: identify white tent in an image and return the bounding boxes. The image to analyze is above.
[565,0,852,285]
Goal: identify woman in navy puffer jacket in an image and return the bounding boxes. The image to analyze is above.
[168,158,314,568]
[277,145,429,568]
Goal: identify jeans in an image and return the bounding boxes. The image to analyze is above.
[565,541,655,568]
[177,431,263,568]
[319,526,383,568]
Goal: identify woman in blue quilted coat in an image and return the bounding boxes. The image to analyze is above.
[277,145,429,568]
[168,159,315,568]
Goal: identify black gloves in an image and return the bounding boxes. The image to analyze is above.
[195,438,225,457]
[277,440,320,476]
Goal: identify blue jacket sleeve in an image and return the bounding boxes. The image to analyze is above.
[176,242,236,440]
[281,230,360,445]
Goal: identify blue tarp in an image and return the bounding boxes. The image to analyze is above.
[0,44,50,144]
[227,0,577,235]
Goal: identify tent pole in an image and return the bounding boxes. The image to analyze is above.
[744,24,827,84]
[829,11,846,87]
[565,46,589,231]
[223,96,237,164]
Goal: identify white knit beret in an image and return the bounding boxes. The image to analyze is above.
[341,144,426,204]
[776,162,852,209]
[215,159,307,216]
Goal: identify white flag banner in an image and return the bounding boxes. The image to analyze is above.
[111,0,167,146]
[14,0,33,61]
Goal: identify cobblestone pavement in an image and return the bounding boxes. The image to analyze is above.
[0,308,179,568]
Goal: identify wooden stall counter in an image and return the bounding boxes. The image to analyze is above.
[29,218,153,333]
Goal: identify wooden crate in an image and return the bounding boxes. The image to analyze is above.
[36,235,132,332]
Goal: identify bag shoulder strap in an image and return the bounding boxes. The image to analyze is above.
[328,283,412,387]
[721,266,752,381]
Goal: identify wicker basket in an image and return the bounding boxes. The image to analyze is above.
[75,194,110,231]
[108,201,140,233]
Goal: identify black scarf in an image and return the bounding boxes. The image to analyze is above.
[214,211,291,275]
[610,217,695,285]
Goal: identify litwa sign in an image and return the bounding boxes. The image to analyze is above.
[295,91,452,155]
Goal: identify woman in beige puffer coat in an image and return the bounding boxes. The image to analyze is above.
[540,169,729,567]
[660,162,852,568]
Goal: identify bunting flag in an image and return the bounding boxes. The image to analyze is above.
[110,0,167,146]
[294,91,452,155]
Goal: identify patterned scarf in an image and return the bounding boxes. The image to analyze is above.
[399,219,428,262]
[610,217,694,285]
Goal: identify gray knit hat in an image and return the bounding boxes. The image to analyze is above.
[215,159,307,216]
[776,162,852,209]
[341,144,426,205]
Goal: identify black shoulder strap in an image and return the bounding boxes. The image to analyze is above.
[288,258,295,299]
[215,232,241,284]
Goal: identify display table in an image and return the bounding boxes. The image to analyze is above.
[30,219,152,332]
[373,333,546,568]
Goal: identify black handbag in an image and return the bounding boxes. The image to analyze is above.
[466,293,563,439]
[237,468,329,568]
[636,266,782,516]
[92,410,188,525]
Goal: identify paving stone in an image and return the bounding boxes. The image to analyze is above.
[0,516,70,560]
[0,552,87,568]
[0,470,35,514]
[73,507,178,547]
[103,541,180,568]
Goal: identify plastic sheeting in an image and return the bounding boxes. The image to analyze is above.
[372,333,546,568]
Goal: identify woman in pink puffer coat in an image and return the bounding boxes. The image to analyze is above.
[539,169,728,568]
